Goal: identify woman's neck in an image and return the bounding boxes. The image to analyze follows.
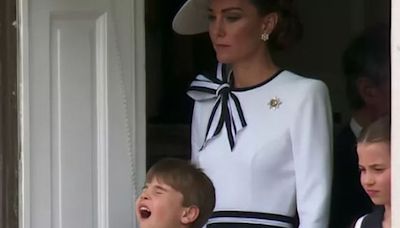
[382,204,391,228]
[231,53,279,88]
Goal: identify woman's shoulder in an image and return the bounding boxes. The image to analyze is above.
[279,70,329,93]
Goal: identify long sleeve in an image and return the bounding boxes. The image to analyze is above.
[191,102,202,165]
[290,80,333,228]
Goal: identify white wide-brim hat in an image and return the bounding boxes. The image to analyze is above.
[172,0,210,35]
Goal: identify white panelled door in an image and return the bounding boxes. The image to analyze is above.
[19,0,146,227]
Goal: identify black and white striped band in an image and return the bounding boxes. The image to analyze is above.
[207,211,296,228]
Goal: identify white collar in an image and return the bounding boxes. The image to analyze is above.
[350,118,363,138]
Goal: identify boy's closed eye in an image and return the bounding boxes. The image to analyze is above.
[141,184,148,192]
[153,185,167,195]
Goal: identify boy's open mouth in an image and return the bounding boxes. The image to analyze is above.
[139,206,151,219]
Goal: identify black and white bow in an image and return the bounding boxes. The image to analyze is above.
[187,63,247,150]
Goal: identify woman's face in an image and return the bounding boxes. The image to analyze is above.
[357,142,391,206]
[208,0,269,64]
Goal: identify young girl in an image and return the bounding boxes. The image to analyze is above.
[354,116,391,228]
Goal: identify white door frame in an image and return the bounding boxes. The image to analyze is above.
[18,0,31,226]
[17,0,147,227]
[392,0,400,226]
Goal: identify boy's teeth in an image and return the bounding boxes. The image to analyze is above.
[139,207,151,218]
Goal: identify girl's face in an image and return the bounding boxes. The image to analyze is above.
[357,142,391,206]
[208,0,271,64]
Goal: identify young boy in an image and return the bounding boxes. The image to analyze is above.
[136,158,215,228]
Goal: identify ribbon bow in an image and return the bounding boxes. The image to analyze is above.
[187,64,247,150]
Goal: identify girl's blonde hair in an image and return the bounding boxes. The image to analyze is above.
[358,115,391,148]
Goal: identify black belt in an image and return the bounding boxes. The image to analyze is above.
[207,211,296,228]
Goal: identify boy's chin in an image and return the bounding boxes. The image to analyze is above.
[136,216,150,227]
[137,219,152,228]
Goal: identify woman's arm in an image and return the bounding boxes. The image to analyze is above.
[290,80,333,228]
[191,102,202,164]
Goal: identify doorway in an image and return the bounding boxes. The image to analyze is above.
[144,0,391,170]
[145,0,216,169]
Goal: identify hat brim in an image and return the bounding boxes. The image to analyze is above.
[172,0,209,35]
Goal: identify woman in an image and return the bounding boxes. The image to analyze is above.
[172,0,333,227]
[354,116,391,228]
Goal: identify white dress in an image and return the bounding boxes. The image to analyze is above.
[188,63,333,228]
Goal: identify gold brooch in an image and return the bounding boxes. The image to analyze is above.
[268,97,282,110]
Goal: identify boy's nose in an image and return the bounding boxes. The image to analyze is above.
[141,195,148,200]
[140,191,150,200]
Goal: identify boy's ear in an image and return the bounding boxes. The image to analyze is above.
[181,206,200,225]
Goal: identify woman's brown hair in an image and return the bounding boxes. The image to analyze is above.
[250,0,303,50]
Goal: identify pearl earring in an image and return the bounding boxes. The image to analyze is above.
[261,32,269,42]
